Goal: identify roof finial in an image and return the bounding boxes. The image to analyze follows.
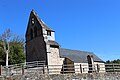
[31,9,37,15]
[31,9,35,12]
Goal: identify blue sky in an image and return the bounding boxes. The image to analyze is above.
[0,0,120,61]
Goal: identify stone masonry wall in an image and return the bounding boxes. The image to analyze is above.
[1,72,120,80]
[47,47,64,74]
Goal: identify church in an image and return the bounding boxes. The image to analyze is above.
[25,10,105,74]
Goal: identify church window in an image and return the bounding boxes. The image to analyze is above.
[34,26,37,37]
[31,17,34,25]
[47,31,51,36]
[30,28,33,39]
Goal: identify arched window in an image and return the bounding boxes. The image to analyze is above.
[30,28,33,39]
[34,26,37,37]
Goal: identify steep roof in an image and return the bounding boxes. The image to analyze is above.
[47,40,59,46]
[60,48,104,63]
[31,10,54,32]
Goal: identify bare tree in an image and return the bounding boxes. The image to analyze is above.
[0,29,11,67]
[12,34,24,45]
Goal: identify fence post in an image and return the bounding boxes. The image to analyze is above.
[80,64,82,73]
[37,61,38,67]
[63,65,64,74]
[47,65,49,74]
[113,64,115,72]
[43,64,45,74]
[0,65,2,75]
[97,64,100,72]
[22,65,24,75]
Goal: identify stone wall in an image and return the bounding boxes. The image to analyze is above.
[47,47,64,74]
[26,36,47,62]
[1,72,120,80]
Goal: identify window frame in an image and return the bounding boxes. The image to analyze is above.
[47,30,51,36]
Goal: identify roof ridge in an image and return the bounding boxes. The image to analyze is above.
[60,48,93,53]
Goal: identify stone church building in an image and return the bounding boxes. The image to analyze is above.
[25,10,105,74]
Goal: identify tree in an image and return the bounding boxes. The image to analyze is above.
[0,29,25,65]
[106,60,110,64]
[9,41,25,64]
[0,41,5,65]
[106,59,120,64]
[0,29,11,66]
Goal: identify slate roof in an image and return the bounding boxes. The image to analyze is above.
[47,40,59,46]
[60,48,104,63]
[31,10,54,32]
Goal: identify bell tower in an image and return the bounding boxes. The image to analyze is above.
[25,10,48,64]
[25,10,63,67]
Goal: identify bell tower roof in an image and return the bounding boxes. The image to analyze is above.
[30,10,54,32]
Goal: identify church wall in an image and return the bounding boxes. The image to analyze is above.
[47,47,64,74]
[74,63,88,73]
[94,62,105,73]
[26,37,47,63]
[48,47,64,65]
[74,62,105,74]
[42,30,55,42]
[47,32,55,41]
